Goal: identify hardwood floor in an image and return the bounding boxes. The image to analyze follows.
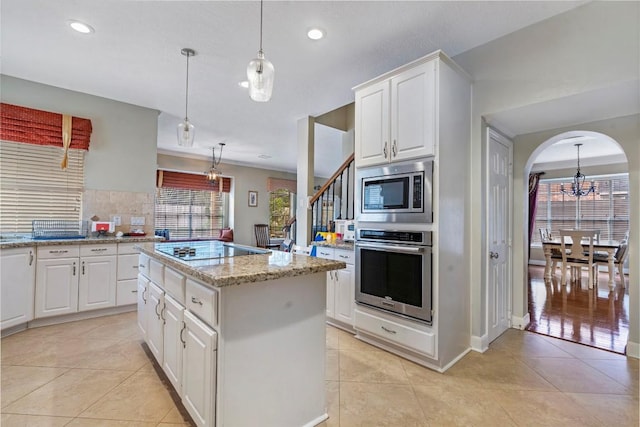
[526,264,630,354]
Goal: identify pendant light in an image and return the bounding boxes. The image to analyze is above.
[560,143,595,197]
[246,0,274,102]
[205,142,226,183]
[177,48,196,147]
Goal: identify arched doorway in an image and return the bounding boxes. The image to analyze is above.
[523,131,630,353]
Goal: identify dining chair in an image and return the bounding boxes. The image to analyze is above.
[559,229,598,289]
[539,228,562,274]
[594,231,629,287]
[254,224,280,249]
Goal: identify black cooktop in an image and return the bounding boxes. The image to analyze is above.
[155,241,268,261]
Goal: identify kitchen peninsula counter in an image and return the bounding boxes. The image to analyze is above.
[136,241,344,427]
[0,235,161,249]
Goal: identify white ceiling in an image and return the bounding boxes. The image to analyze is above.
[1,0,586,177]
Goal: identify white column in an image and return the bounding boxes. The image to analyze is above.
[296,117,314,246]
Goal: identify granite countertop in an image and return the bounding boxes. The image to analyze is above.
[137,242,346,288]
[0,235,163,249]
[312,240,355,250]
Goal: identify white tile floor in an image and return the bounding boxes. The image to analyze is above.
[1,312,638,426]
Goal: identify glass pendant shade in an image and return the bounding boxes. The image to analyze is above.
[177,119,195,147]
[247,51,274,102]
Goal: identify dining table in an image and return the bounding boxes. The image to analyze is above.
[542,239,621,289]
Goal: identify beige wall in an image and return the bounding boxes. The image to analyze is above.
[157,153,326,246]
[453,1,640,349]
[1,75,159,232]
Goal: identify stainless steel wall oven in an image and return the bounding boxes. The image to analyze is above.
[355,229,432,323]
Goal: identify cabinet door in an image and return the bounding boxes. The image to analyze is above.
[162,294,184,395]
[326,271,336,319]
[390,61,436,162]
[78,255,117,312]
[117,253,140,281]
[1,247,36,329]
[335,264,355,326]
[355,80,390,167]
[182,310,217,427]
[137,274,149,339]
[35,258,79,318]
[146,282,165,364]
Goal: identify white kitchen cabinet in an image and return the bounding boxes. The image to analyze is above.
[1,247,36,329]
[35,257,79,318]
[334,264,355,325]
[162,293,185,395]
[78,254,117,311]
[137,274,149,339]
[117,248,140,306]
[355,58,436,167]
[146,281,165,364]
[182,309,217,427]
[326,271,336,319]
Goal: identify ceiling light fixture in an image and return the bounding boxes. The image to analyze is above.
[68,20,94,34]
[177,48,196,147]
[560,143,595,197]
[307,28,324,40]
[205,142,226,183]
[246,0,274,102]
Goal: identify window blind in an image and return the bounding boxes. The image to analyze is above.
[0,140,84,233]
[533,174,629,243]
[157,170,231,193]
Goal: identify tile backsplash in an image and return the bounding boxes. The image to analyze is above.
[83,189,154,234]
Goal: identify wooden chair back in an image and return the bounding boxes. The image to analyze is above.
[559,229,594,264]
[254,224,272,248]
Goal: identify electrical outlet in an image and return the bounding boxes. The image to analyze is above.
[131,216,145,226]
[112,215,122,226]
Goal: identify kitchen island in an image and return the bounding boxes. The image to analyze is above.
[135,241,346,427]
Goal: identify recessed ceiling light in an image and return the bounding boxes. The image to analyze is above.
[307,28,325,40]
[238,81,249,89]
[68,20,94,34]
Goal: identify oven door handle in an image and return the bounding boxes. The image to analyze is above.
[356,243,424,253]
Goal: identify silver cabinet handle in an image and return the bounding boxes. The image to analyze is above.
[29,250,34,266]
[139,263,146,268]
[338,254,350,259]
[131,290,138,293]
[180,322,186,348]
[90,248,108,252]
[191,296,203,306]
[50,250,68,254]
[132,265,139,269]
[142,287,147,303]
[392,140,397,157]
[381,326,397,334]
[154,300,161,319]
[72,262,76,276]
[357,243,423,253]
[82,261,85,275]
[383,141,388,159]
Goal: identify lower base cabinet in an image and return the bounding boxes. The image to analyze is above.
[146,282,165,364]
[162,294,185,395]
[182,310,217,427]
[137,275,149,339]
[1,247,36,329]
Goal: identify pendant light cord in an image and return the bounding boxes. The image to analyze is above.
[184,52,190,120]
[259,0,264,54]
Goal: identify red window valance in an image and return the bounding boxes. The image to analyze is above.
[0,103,92,150]
[157,170,232,193]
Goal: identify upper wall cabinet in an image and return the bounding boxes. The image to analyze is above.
[354,52,441,167]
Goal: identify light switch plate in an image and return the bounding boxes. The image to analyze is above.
[112,215,122,226]
[131,216,145,226]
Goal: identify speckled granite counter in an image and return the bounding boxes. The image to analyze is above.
[0,235,162,249]
[136,242,346,288]
[312,240,355,251]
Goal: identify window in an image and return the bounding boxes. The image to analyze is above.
[0,141,84,233]
[269,188,292,238]
[154,170,231,240]
[533,174,629,244]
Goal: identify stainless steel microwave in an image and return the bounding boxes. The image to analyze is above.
[355,159,433,223]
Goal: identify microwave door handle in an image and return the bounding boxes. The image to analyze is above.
[357,243,423,253]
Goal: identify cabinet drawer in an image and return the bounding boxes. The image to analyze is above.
[117,254,139,280]
[315,247,334,260]
[118,242,139,255]
[139,253,150,279]
[186,278,218,327]
[164,267,186,304]
[149,258,164,286]
[355,309,435,357]
[116,279,138,306]
[37,245,79,259]
[80,244,117,257]
[333,249,355,265]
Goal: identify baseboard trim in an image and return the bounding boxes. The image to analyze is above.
[303,413,329,427]
[28,305,136,329]
[470,334,489,353]
[626,340,640,359]
[511,313,530,330]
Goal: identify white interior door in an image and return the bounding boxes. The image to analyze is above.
[487,127,513,343]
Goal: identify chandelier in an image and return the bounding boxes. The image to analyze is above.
[560,143,595,197]
[246,0,275,102]
[177,48,196,147]
[205,143,226,183]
